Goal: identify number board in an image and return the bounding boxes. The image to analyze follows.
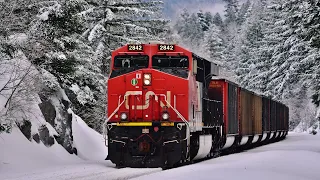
[128,44,143,51]
[158,44,175,51]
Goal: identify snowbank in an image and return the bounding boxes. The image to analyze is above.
[70,109,108,161]
[0,108,109,179]
[0,126,82,176]
[0,114,161,180]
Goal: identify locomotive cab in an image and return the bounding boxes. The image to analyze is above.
[107,44,194,122]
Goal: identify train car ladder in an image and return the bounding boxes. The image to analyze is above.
[163,98,191,160]
[103,95,128,147]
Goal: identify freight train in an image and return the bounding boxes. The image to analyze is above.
[103,44,289,169]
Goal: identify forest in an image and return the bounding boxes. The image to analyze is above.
[174,0,320,132]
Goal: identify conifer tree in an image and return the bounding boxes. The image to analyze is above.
[266,0,308,100]
[26,0,107,132]
[197,10,212,32]
[223,0,239,25]
[237,0,251,26]
[174,10,204,51]
[212,13,223,28]
[203,24,224,63]
[299,1,320,108]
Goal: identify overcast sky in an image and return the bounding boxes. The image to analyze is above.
[163,0,246,21]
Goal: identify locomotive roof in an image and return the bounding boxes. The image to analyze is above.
[192,53,220,76]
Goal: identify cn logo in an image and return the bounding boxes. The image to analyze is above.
[124,91,171,110]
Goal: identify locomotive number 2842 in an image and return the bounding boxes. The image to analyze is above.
[158,44,175,51]
[128,44,143,51]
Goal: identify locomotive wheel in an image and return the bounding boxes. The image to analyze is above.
[162,163,174,170]
[115,163,125,169]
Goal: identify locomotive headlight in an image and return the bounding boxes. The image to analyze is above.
[144,74,151,79]
[143,73,151,85]
[120,113,127,120]
[144,79,151,85]
[162,113,169,120]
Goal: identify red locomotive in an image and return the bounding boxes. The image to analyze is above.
[103,44,289,169]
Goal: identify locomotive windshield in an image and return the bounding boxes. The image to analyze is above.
[110,55,149,78]
[152,55,189,78]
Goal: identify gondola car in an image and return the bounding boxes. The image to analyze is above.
[103,44,289,169]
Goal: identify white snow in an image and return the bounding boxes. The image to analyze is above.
[0,110,161,180]
[0,50,57,137]
[2,130,320,180]
[37,2,62,21]
[40,68,60,91]
[7,33,28,46]
[70,83,81,93]
[69,109,108,161]
[38,11,50,21]
[88,24,106,42]
[0,125,82,178]
[69,84,95,105]
[134,132,320,180]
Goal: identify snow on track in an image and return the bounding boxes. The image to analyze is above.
[2,163,161,180]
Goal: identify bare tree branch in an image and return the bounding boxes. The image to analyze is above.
[4,63,33,108]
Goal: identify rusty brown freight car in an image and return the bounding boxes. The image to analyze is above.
[279,103,287,131]
[208,79,239,135]
[253,94,262,134]
[239,88,253,135]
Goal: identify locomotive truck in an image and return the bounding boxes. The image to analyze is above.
[103,44,289,169]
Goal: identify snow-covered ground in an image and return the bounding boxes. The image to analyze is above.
[1,121,320,180]
[134,132,320,180]
[0,112,161,180]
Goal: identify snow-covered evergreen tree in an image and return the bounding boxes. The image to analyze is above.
[204,12,214,29]
[0,0,42,35]
[233,0,320,130]
[174,9,205,52]
[235,0,277,92]
[219,0,242,80]
[299,1,320,108]
[203,24,224,64]
[237,0,251,26]
[248,0,283,94]
[212,13,224,28]
[24,0,106,133]
[223,0,239,26]
[197,10,212,32]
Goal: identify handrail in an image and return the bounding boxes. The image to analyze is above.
[103,95,128,147]
[163,98,191,159]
